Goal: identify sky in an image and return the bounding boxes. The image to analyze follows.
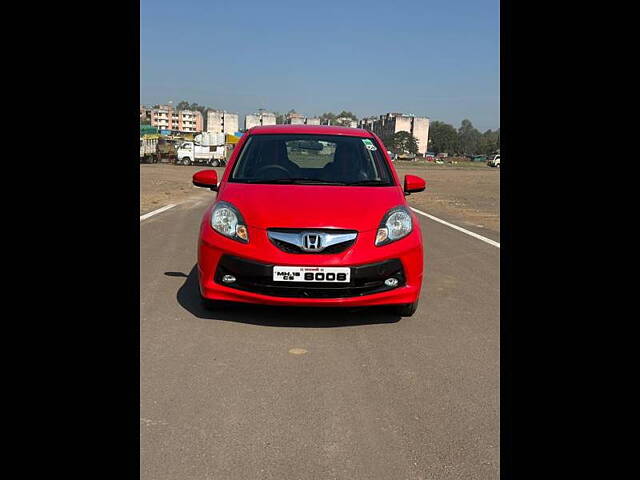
[140,0,499,131]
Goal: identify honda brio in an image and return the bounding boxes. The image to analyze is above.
[192,125,426,316]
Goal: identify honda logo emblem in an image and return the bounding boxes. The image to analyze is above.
[301,233,323,252]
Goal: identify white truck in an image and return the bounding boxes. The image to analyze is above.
[488,154,500,168]
[140,137,159,163]
[176,142,227,167]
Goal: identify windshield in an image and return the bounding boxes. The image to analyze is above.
[229,134,394,186]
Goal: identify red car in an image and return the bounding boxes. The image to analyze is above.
[192,125,426,316]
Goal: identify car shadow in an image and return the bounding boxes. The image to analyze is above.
[168,265,401,327]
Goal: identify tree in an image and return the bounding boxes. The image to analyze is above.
[337,111,358,121]
[319,111,358,126]
[429,120,458,154]
[478,129,500,155]
[272,112,286,124]
[379,132,395,150]
[270,110,302,124]
[176,101,205,112]
[319,112,337,124]
[391,131,419,154]
[457,119,481,155]
[173,101,209,122]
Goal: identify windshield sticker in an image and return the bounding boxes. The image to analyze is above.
[362,139,377,151]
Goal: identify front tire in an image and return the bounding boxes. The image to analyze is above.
[394,301,419,317]
[182,157,191,166]
[201,296,218,310]
[211,159,220,167]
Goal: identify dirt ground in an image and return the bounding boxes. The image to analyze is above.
[140,164,226,215]
[395,162,500,235]
[140,162,500,236]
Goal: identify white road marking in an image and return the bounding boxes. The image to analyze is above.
[410,207,500,248]
[289,348,308,355]
[140,204,176,222]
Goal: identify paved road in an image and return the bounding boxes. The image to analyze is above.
[140,190,500,480]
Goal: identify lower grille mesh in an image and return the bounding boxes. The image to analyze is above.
[215,255,405,299]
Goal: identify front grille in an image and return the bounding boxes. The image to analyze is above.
[271,238,356,254]
[215,255,405,299]
[268,228,358,255]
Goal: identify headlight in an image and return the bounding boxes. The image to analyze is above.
[375,206,413,246]
[211,201,249,243]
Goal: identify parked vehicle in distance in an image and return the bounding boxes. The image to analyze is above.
[397,152,417,161]
[157,138,178,163]
[140,137,158,163]
[192,124,426,316]
[488,154,500,167]
[471,155,487,163]
[177,141,227,167]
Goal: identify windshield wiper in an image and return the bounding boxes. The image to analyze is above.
[241,178,349,185]
[233,178,389,186]
[345,180,390,186]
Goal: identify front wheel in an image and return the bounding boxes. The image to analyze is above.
[394,301,419,317]
[181,157,191,166]
[211,159,220,167]
[201,296,219,311]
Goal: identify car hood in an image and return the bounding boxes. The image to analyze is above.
[218,183,406,231]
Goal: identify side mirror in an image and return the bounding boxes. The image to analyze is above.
[404,174,426,194]
[193,170,218,191]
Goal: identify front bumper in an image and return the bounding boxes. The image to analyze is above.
[197,223,423,307]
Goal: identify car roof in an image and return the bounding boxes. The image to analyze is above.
[246,124,374,138]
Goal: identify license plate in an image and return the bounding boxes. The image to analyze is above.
[273,266,350,282]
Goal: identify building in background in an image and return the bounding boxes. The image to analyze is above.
[359,113,430,155]
[284,113,323,125]
[359,117,376,131]
[207,110,239,135]
[286,112,306,125]
[245,114,260,130]
[140,105,152,124]
[245,111,277,130]
[320,117,358,128]
[149,105,203,133]
[334,117,358,128]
